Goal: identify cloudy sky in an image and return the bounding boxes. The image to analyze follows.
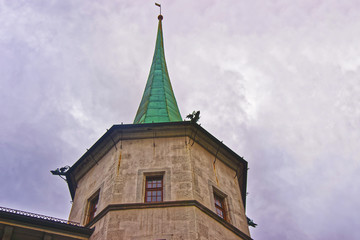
[1,0,359,239]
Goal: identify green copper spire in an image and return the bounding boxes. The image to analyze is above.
[133,15,182,124]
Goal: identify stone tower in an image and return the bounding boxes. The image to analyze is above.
[66,14,252,240]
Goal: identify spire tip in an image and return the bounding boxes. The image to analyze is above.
[158,14,163,20]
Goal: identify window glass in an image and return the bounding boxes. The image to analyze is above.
[214,193,226,221]
[145,176,163,202]
[87,193,99,224]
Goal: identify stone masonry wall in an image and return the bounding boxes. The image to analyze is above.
[90,207,197,240]
[89,206,247,240]
[68,141,118,224]
[194,207,246,240]
[69,136,193,224]
[189,142,250,235]
[68,134,250,239]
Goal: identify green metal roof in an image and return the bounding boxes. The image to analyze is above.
[133,15,182,124]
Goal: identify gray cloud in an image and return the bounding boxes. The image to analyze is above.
[1,1,359,239]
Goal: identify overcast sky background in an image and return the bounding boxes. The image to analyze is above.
[1,0,359,239]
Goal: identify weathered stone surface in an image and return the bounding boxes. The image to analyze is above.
[68,134,250,239]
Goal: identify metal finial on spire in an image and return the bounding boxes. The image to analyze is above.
[155,3,162,18]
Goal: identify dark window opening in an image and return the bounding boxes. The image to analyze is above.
[87,193,99,224]
[145,176,163,203]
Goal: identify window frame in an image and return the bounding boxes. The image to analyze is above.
[136,168,170,203]
[145,176,164,203]
[214,192,227,221]
[208,182,233,224]
[86,191,99,224]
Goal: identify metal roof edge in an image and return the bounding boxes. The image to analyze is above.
[0,206,93,237]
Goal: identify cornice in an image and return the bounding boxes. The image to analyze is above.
[86,200,252,240]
